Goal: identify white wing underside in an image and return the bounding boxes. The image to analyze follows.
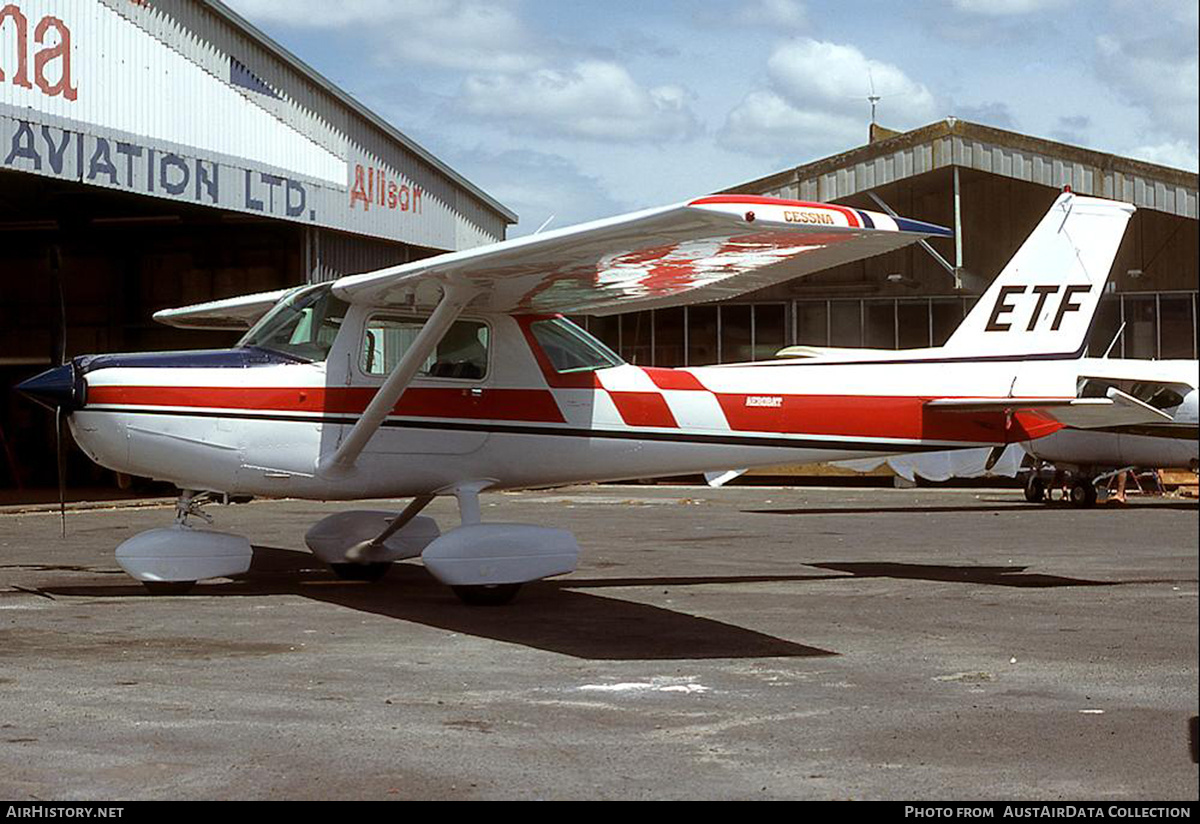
[330,197,949,316]
[153,289,291,330]
[150,196,948,327]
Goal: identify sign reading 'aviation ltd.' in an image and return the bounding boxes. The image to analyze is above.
[0,0,496,250]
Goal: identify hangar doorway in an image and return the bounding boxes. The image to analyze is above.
[1,171,292,500]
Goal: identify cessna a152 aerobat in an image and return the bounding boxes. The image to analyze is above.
[17,190,1175,604]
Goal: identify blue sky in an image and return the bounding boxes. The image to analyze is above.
[225,0,1199,235]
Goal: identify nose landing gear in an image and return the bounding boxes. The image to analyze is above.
[114,490,253,595]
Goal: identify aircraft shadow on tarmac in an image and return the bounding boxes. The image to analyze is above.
[39,547,1187,659]
[804,562,1128,588]
[40,546,836,662]
[741,500,1198,517]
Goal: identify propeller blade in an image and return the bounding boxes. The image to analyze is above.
[50,245,66,367]
[55,405,66,539]
[50,244,67,536]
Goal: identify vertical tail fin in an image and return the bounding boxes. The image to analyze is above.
[943,192,1135,358]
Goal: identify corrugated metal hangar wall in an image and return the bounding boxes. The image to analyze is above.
[0,0,514,495]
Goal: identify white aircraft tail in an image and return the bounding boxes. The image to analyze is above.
[943,192,1134,358]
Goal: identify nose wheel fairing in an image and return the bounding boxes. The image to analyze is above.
[115,526,253,588]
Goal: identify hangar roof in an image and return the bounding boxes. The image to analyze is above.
[207,0,517,225]
[726,119,1198,220]
[1,0,514,250]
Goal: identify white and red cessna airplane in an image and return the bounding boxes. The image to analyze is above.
[17,190,1168,603]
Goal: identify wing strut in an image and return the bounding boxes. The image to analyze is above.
[319,283,477,475]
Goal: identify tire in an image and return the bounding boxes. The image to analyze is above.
[451,583,522,606]
[1024,476,1046,503]
[329,562,391,582]
[1068,480,1098,508]
[143,580,196,595]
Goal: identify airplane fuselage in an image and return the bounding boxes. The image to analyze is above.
[64,310,1082,500]
[1020,358,1198,473]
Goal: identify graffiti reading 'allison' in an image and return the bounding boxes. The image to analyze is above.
[349,163,422,214]
[0,3,76,100]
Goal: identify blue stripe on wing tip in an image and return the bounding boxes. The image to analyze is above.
[892,216,954,237]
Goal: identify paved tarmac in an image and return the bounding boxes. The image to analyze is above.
[0,485,1196,801]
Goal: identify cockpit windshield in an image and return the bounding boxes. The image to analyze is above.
[239,283,350,363]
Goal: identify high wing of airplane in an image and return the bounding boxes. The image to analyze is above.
[16,191,1158,603]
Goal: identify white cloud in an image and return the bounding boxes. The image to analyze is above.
[719,90,863,158]
[448,148,628,236]
[458,60,700,143]
[733,0,809,31]
[693,0,809,33]
[953,101,1018,129]
[949,0,1072,15]
[230,0,405,27]
[1125,140,1199,172]
[767,40,936,120]
[227,0,542,72]
[720,39,937,158]
[1094,34,1198,144]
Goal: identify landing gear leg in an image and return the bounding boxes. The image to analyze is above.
[414,482,577,606]
[117,490,251,595]
[446,483,523,606]
[138,490,215,594]
[1068,478,1098,508]
[321,495,436,583]
[1024,474,1046,503]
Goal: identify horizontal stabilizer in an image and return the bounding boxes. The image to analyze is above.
[153,289,291,330]
[926,388,1173,429]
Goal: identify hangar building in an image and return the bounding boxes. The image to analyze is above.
[1,0,514,495]
[583,119,1198,369]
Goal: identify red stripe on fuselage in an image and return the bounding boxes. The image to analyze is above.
[607,391,678,428]
[87,385,1063,444]
[87,385,567,424]
[642,367,706,391]
[714,394,1061,443]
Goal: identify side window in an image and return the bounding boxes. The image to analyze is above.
[362,316,489,380]
[530,317,623,373]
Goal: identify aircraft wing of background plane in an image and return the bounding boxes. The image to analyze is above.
[328,195,951,315]
[153,288,292,330]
